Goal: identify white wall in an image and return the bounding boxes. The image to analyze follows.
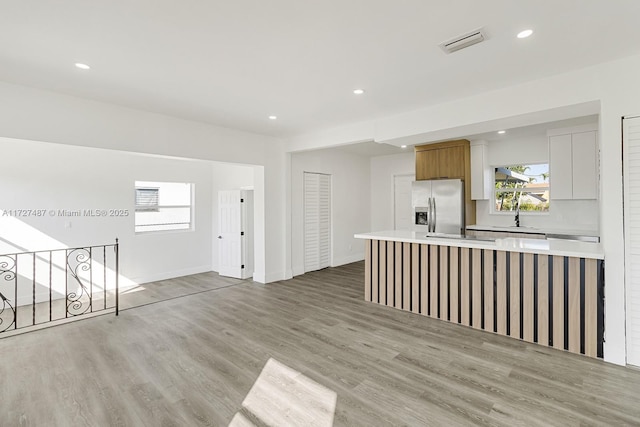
[474,134,599,232]
[211,163,255,272]
[0,80,288,284]
[0,137,214,289]
[369,152,415,231]
[291,149,370,276]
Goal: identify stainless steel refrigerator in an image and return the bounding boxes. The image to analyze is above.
[411,179,464,234]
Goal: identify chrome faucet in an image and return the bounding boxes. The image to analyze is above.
[515,204,520,227]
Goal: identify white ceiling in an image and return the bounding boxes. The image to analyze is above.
[1,1,639,139]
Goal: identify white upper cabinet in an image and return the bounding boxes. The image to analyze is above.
[548,125,598,200]
[572,131,598,199]
[549,134,573,199]
[470,140,492,200]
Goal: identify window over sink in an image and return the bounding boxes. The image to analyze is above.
[494,164,549,213]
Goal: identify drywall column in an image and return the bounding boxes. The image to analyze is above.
[262,142,289,283]
[285,151,293,280]
[599,62,640,364]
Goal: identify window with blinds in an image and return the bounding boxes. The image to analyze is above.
[134,181,193,233]
[135,187,160,212]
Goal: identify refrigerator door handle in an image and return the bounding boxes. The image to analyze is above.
[428,197,432,232]
[432,197,437,232]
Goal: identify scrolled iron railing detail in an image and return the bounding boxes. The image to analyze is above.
[0,292,16,333]
[0,255,17,332]
[66,248,92,317]
[0,239,119,335]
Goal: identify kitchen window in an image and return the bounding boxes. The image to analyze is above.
[494,164,549,213]
[135,181,193,232]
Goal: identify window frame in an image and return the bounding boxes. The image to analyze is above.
[492,164,550,215]
[134,181,194,234]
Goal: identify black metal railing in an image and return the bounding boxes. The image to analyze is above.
[0,239,119,334]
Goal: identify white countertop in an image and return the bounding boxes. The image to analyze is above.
[466,224,599,237]
[354,230,604,259]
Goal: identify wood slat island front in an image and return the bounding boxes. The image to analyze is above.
[357,232,605,359]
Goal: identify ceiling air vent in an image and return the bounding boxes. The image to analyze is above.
[439,28,486,54]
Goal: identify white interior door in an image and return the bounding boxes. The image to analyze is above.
[304,172,331,273]
[218,190,243,278]
[394,174,414,230]
[624,116,640,366]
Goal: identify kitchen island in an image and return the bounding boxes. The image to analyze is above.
[354,230,604,359]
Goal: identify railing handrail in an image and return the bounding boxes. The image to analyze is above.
[0,241,118,258]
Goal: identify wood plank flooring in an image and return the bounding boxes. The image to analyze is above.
[1,262,639,426]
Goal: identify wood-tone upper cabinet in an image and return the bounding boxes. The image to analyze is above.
[439,145,465,179]
[416,150,440,180]
[415,139,475,227]
[415,141,467,180]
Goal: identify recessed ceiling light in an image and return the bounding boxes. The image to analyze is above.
[517,29,533,39]
[498,130,506,134]
[268,115,277,120]
[75,63,90,70]
[401,145,407,148]
[353,89,365,95]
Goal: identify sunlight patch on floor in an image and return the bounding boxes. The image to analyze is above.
[230,358,337,427]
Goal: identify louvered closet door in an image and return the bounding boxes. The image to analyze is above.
[624,116,640,366]
[304,172,331,272]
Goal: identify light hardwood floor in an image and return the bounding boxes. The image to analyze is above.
[1,262,639,426]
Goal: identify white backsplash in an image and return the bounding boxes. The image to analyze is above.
[475,199,599,233]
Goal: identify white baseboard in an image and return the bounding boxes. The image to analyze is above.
[9,264,210,307]
[252,270,289,284]
[292,265,305,277]
[291,255,362,278]
[331,253,364,267]
[253,271,266,283]
[264,271,287,283]
[130,264,212,285]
